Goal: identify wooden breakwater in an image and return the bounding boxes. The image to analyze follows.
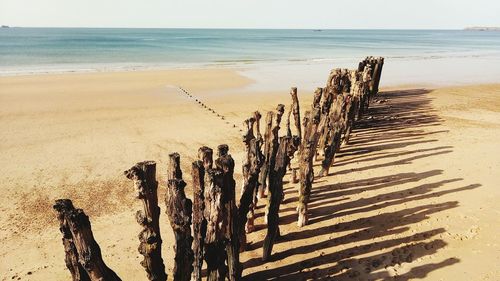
[54,56,384,281]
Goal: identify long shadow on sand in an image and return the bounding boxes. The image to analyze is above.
[242,89,481,280]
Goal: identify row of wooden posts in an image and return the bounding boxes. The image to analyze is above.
[54,56,385,281]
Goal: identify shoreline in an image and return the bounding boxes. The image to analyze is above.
[2,60,500,92]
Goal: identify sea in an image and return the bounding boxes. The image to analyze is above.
[1,28,500,89]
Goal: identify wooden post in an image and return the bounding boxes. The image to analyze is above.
[317,85,336,159]
[285,106,292,137]
[357,59,367,72]
[373,57,384,95]
[317,68,345,157]
[319,92,345,177]
[215,145,240,281]
[302,110,311,140]
[248,111,264,234]
[124,161,167,281]
[290,87,301,139]
[192,146,212,281]
[359,64,373,118]
[367,57,383,96]
[247,111,263,234]
[316,101,330,160]
[311,87,323,160]
[204,168,227,281]
[54,199,90,281]
[360,56,384,106]
[191,160,206,281]
[297,106,321,227]
[258,111,274,199]
[369,58,376,99]
[263,137,287,261]
[165,153,194,281]
[53,199,121,281]
[344,70,362,144]
[264,104,285,224]
[198,146,213,170]
[261,104,286,260]
[312,86,322,108]
[239,117,264,251]
[340,69,353,144]
[287,87,302,171]
[263,135,299,261]
[253,111,263,141]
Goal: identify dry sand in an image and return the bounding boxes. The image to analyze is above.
[0,69,499,280]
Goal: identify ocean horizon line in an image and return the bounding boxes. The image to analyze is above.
[1,26,474,31]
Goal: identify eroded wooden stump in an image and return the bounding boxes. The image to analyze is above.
[215,144,240,281]
[258,111,274,199]
[263,135,299,261]
[54,199,90,281]
[53,199,121,281]
[204,168,227,281]
[239,116,264,252]
[246,111,264,234]
[124,161,167,281]
[290,87,302,140]
[191,159,206,281]
[297,105,321,227]
[165,153,194,281]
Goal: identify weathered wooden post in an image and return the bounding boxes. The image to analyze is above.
[198,146,213,170]
[258,111,274,199]
[285,106,293,137]
[263,135,299,261]
[53,199,121,281]
[165,153,194,281]
[54,199,90,281]
[359,64,373,118]
[204,168,227,281]
[361,56,385,106]
[367,57,379,96]
[340,68,353,144]
[290,87,301,139]
[357,59,366,72]
[343,70,362,144]
[373,57,384,95]
[192,146,212,281]
[124,161,167,281]
[287,87,302,171]
[319,92,345,177]
[247,111,264,234]
[239,117,264,251]
[253,111,262,139]
[215,144,240,281]
[261,107,282,259]
[264,104,285,223]
[191,160,206,281]
[316,83,336,158]
[297,105,321,227]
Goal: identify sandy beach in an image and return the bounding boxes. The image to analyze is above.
[0,69,499,280]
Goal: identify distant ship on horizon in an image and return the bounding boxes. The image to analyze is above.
[1,25,10,28]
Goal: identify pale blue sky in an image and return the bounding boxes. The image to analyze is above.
[1,0,499,29]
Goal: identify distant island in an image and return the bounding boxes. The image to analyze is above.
[464,26,500,31]
[1,25,10,28]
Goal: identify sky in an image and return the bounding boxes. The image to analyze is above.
[1,0,499,29]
